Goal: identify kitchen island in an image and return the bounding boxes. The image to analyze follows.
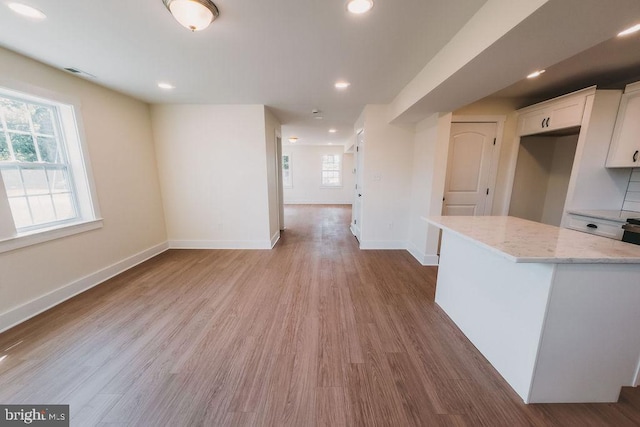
[426,216,640,403]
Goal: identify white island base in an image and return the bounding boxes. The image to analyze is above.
[430,218,640,404]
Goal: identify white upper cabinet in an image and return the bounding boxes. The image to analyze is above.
[517,89,590,137]
[606,82,640,168]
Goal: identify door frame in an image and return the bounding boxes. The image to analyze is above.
[275,129,285,231]
[350,129,364,241]
[449,115,505,215]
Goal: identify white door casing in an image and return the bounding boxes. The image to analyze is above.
[351,130,364,241]
[443,121,499,216]
[276,134,285,230]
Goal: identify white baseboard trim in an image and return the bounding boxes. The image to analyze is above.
[284,201,353,205]
[421,254,440,266]
[270,231,280,248]
[0,242,169,333]
[359,240,408,250]
[169,240,272,250]
[406,242,440,266]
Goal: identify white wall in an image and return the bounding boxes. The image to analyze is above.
[283,145,354,205]
[0,47,167,331]
[407,113,451,265]
[151,104,275,249]
[541,135,578,226]
[359,105,415,249]
[509,136,555,223]
[264,108,282,244]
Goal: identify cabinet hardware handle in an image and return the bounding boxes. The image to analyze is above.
[634,150,639,162]
[545,117,550,127]
[541,118,546,128]
[586,223,598,229]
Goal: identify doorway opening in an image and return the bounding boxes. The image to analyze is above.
[509,127,580,227]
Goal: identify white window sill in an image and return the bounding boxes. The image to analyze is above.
[0,218,103,254]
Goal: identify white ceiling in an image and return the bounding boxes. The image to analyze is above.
[487,32,640,107]
[391,0,640,123]
[0,0,487,145]
[1,0,640,147]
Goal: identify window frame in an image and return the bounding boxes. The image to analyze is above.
[320,153,342,187]
[0,92,80,231]
[0,80,102,254]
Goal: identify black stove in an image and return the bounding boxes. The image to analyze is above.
[622,218,640,245]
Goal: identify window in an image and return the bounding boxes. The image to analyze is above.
[282,154,292,188]
[0,85,100,251]
[321,154,341,186]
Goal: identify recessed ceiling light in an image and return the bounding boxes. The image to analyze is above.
[335,81,351,89]
[7,2,46,19]
[347,0,373,14]
[288,137,298,143]
[158,82,175,90]
[329,129,337,133]
[328,143,334,145]
[527,70,545,79]
[618,23,640,37]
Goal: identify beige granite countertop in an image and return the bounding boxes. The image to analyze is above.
[425,216,640,264]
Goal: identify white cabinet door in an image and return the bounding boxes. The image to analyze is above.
[606,89,640,168]
[518,95,587,136]
[518,107,549,136]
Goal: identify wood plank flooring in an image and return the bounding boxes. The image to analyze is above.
[1,204,639,426]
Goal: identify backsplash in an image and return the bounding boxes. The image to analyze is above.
[623,169,640,212]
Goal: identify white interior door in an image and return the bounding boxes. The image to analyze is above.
[443,122,498,216]
[351,130,364,241]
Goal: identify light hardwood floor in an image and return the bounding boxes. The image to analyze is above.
[1,204,639,426]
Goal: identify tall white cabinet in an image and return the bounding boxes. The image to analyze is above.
[507,87,632,228]
[606,81,640,168]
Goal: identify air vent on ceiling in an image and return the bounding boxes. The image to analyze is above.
[63,67,96,78]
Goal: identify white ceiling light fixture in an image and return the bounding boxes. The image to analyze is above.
[158,82,175,89]
[335,81,351,89]
[527,69,546,79]
[7,2,46,20]
[162,0,219,32]
[618,23,640,37]
[347,0,373,15]
[288,137,299,143]
[329,129,337,133]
